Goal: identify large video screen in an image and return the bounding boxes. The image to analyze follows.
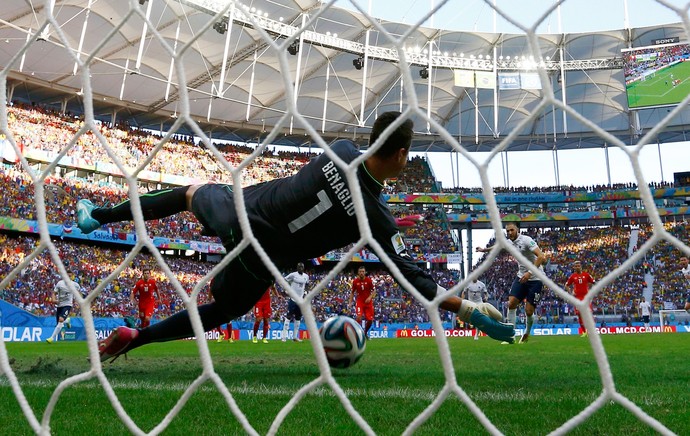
[622,42,690,109]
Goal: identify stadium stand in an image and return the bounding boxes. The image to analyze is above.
[2,103,689,325]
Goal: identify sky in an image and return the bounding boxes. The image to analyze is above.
[338,0,690,269]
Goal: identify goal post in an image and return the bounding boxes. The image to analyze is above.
[659,309,690,330]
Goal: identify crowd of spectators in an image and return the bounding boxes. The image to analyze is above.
[4,221,688,325]
[6,102,312,186]
[623,43,690,83]
[389,156,439,193]
[634,221,690,307]
[390,205,457,253]
[472,221,690,323]
[0,234,213,320]
[441,181,675,194]
[2,102,456,252]
[0,233,460,325]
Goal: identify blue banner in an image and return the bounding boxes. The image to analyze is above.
[498,72,520,90]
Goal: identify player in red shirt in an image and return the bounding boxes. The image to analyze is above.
[252,285,276,343]
[131,269,158,328]
[349,266,376,338]
[565,260,595,337]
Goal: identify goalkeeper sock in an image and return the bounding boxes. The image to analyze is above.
[526,314,534,335]
[91,186,189,225]
[132,302,229,349]
[507,309,517,326]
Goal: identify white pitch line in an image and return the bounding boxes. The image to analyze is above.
[0,379,672,406]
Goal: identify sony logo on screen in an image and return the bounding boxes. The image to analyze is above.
[652,37,680,45]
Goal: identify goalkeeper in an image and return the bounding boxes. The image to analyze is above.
[76,111,514,361]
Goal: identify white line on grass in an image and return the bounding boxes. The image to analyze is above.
[0,379,672,406]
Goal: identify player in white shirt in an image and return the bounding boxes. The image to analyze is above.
[477,222,547,344]
[46,276,82,343]
[461,279,489,340]
[680,256,690,313]
[281,263,310,342]
[639,296,652,329]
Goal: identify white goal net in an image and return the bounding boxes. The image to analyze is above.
[1,0,689,435]
[659,309,690,330]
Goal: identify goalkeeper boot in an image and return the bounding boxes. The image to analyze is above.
[470,309,515,344]
[99,326,138,363]
[76,199,101,234]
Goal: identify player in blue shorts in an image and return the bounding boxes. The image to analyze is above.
[477,222,547,344]
[78,111,515,361]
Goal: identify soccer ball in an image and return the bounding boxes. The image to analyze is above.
[478,302,503,321]
[319,315,366,369]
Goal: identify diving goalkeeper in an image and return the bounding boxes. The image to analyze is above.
[76,111,514,361]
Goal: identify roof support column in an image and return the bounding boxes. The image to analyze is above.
[60,97,69,115]
[458,98,462,145]
[359,28,371,124]
[119,59,130,100]
[289,14,307,134]
[245,49,258,121]
[426,43,433,133]
[19,32,31,72]
[73,0,94,75]
[492,0,498,138]
[8,83,16,104]
[321,63,330,133]
[217,3,235,98]
[134,0,153,72]
[111,108,118,127]
[165,20,182,101]
[449,150,457,187]
[552,146,560,186]
[501,150,509,187]
[557,3,568,137]
[399,73,404,112]
[604,143,612,186]
[474,86,479,144]
[657,140,665,183]
[207,81,214,121]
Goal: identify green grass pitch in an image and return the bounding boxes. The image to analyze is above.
[1,334,687,435]
[626,61,690,109]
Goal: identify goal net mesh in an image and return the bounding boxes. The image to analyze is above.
[659,309,690,329]
[0,0,688,434]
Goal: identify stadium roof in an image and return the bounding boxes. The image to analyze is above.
[2,0,690,153]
